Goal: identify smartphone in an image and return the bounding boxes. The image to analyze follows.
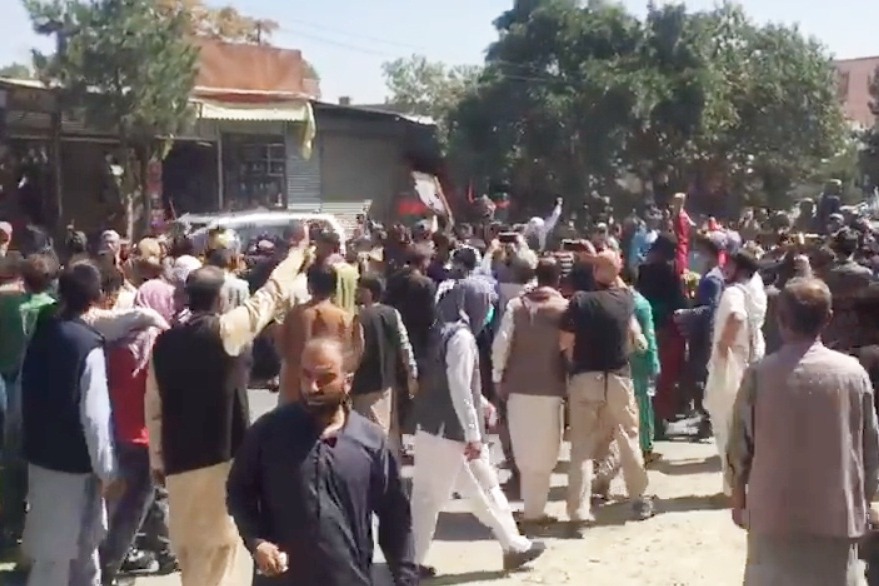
[498,232,518,244]
[562,239,586,252]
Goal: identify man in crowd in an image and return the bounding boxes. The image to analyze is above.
[145,245,306,586]
[492,257,568,527]
[560,250,653,533]
[314,230,359,313]
[823,228,875,350]
[205,247,250,311]
[227,337,418,586]
[704,250,766,497]
[20,262,121,586]
[100,278,176,584]
[277,264,363,405]
[637,234,688,437]
[384,246,436,371]
[0,253,57,545]
[352,273,417,456]
[411,277,544,578]
[675,234,725,438]
[727,278,879,585]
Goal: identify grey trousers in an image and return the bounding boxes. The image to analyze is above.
[745,532,864,586]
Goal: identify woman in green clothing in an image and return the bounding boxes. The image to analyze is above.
[630,289,661,459]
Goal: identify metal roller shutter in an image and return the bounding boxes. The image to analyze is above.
[320,132,403,221]
[284,121,321,207]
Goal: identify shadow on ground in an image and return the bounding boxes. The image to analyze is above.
[654,455,722,476]
[434,512,494,542]
[425,570,508,584]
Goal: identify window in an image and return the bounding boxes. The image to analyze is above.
[837,71,850,101]
[222,134,287,210]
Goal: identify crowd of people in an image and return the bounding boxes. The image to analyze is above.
[0,183,878,586]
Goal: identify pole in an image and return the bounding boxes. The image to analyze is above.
[51,30,67,226]
[217,131,224,210]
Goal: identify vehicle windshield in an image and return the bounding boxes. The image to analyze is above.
[187,217,338,251]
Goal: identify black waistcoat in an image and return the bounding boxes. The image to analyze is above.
[22,314,103,474]
[352,303,400,396]
[152,312,253,475]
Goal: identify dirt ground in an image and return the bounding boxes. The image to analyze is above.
[131,438,748,586]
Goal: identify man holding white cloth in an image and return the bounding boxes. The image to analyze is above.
[705,250,766,497]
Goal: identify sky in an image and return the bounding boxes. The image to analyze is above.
[1,0,877,103]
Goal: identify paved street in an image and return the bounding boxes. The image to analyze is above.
[2,391,756,585]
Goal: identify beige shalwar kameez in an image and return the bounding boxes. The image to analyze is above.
[145,249,305,586]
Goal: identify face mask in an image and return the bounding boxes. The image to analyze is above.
[470,305,495,334]
[484,305,495,328]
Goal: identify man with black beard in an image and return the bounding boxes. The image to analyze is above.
[226,338,417,586]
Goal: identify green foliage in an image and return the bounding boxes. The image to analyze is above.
[381,55,481,125]
[441,0,849,214]
[25,0,199,235]
[0,62,34,78]
[26,0,198,142]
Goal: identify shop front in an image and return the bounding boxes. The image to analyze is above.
[221,128,288,209]
[0,81,57,230]
[191,99,318,212]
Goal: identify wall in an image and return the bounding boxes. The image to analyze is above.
[835,57,879,128]
[317,115,411,221]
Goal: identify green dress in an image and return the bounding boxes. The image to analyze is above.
[630,291,661,453]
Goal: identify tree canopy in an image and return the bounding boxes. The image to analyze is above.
[414,0,850,215]
[0,62,34,78]
[382,55,481,124]
[25,0,199,235]
[156,0,279,44]
[154,0,319,80]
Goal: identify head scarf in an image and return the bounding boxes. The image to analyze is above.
[436,276,497,334]
[122,280,175,374]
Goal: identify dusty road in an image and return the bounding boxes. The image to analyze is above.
[133,392,748,586]
[0,390,750,585]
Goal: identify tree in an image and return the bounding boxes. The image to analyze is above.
[155,1,319,82]
[0,62,34,78]
[382,55,481,123]
[446,0,848,216]
[156,0,279,44]
[449,0,647,206]
[26,0,199,237]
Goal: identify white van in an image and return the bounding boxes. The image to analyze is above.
[174,209,348,254]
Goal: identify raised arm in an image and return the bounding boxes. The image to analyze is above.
[219,248,306,357]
